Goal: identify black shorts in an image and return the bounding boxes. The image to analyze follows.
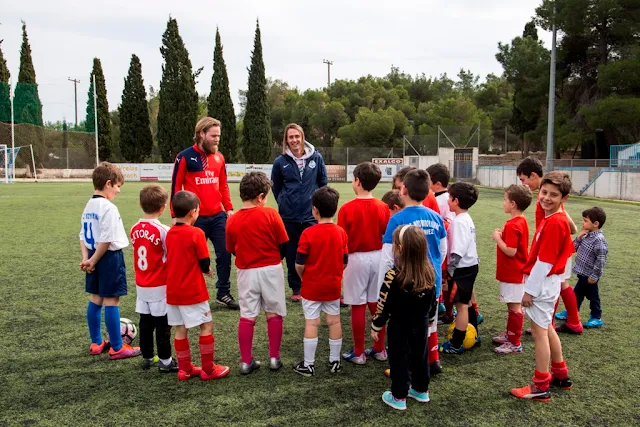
[452,265,478,305]
[85,249,128,297]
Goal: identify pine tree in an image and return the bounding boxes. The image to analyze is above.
[207,28,238,162]
[0,40,10,123]
[13,22,43,126]
[158,17,199,163]
[119,54,152,162]
[243,20,272,163]
[85,58,112,161]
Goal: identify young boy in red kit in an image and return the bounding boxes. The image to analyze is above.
[338,162,390,364]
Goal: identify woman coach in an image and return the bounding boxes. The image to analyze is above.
[271,123,327,302]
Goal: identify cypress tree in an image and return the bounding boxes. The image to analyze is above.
[85,58,112,161]
[243,20,272,163]
[207,28,238,162]
[0,40,10,123]
[119,54,152,162]
[13,22,43,126]
[158,17,199,162]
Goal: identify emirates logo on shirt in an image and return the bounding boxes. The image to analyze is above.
[195,170,219,185]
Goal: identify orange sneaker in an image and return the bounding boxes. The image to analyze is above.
[89,340,110,355]
[510,384,551,402]
[108,343,141,360]
[178,365,203,381]
[384,368,390,378]
[200,364,231,380]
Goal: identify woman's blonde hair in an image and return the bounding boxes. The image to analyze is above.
[194,117,221,144]
[282,123,305,154]
[392,225,435,293]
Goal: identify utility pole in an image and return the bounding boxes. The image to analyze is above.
[68,77,80,127]
[545,7,557,172]
[322,59,333,91]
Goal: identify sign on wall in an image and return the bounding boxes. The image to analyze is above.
[139,164,174,182]
[372,158,404,182]
[116,164,140,181]
[226,164,246,182]
[326,165,347,182]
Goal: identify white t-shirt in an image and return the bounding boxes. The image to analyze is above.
[448,212,478,268]
[435,191,455,221]
[79,196,129,251]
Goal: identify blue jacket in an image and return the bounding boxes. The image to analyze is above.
[271,142,328,223]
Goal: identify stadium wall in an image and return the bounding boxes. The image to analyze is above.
[477,165,590,194]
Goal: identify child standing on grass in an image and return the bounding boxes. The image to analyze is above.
[338,162,390,365]
[130,184,178,372]
[166,191,230,381]
[491,184,532,355]
[80,162,141,360]
[226,172,289,374]
[382,189,404,216]
[372,225,438,411]
[293,187,349,377]
[511,171,574,402]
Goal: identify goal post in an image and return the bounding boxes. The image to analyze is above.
[0,144,36,182]
[0,144,7,184]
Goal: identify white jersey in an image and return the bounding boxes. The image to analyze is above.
[79,196,129,251]
[435,191,455,221]
[448,212,478,268]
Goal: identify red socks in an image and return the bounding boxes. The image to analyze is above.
[351,305,367,355]
[560,286,582,328]
[532,370,552,392]
[551,360,569,380]
[506,310,524,346]
[199,334,215,374]
[368,302,386,352]
[266,315,283,359]
[473,302,479,317]
[428,330,440,363]
[174,338,192,372]
[238,317,255,364]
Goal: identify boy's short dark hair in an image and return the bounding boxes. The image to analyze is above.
[93,162,124,190]
[393,166,417,188]
[516,156,544,178]
[140,184,169,214]
[505,184,533,212]
[239,171,271,201]
[382,189,404,209]
[426,163,450,187]
[403,169,430,202]
[541,171,572,197]
[583,207,606,228]
[312,186,339,218]
[172,191,200,218]
[353,162,382,191]
[448,182,479,210]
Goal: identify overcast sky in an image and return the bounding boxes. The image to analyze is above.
[2,0,550,124]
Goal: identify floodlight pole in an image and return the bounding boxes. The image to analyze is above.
[10,77,15,181]
[546,7,557,172]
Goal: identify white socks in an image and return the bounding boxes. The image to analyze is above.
[329,338,342,363]
[303,337,318,367]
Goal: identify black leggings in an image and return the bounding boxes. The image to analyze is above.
[387,317,430,399]
[139,313,172,360]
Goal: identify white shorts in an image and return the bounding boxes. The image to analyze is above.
[342,251,381,305]
[523,275,561,328]
[302,298,341,320]
[499,282,525,304]
[136,297,168,317]
[561,257,573,281]
[428,310,438,335]
[237,264,287,319]
[166,301,212,329]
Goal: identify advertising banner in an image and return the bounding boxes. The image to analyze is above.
[115,164,141,182]
[372,158,404,182]
[226,164,246,182]
[245,164,273,177]
[326,165,347,182]
[139,164,174,181]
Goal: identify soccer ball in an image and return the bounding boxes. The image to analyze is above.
[120,318,137,345]
[447,323,478,350]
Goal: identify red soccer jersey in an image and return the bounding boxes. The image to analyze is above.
[496,215,530,284]
[170,144,233,217]
[523,211,574,276]
[338,198,389,253]
[165,223,210,305]
[422,190,441,214]
[226,206,289,269]
[297,223,348,301]
[535,197,567,230]
[130,219,169,288]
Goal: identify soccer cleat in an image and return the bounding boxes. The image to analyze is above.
[89,340,110,356]
[342,349,366,365]
[340,298,348,308]
[430,361,443,375]
[438,303,446,314]
[510,384,551,402]
[177,365,202,381]
[556,322,583,335]
[158,359,179,373]
[329,360,343,373]
[555,310,568,321]
[364,347,388,361]
[200,364,231,380]
[108,343,141,360]
[141,355,159,370]
[473,336,482,348]
[382,391,407,411]
[240,359,261,375]
[477,312,484,325]
[525,327,532,335]
[290,292,302,303]
[384,368,391,378]
[584,318,603,329]
[293,361,314,377]
[215,293,240,310]
[551,376,573,390]
[494,342,523,355]
[438,313,454,325]
[269,357,283,371]
[408,388,430,403]
[492,332,509,345]
[439,341,464,354]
